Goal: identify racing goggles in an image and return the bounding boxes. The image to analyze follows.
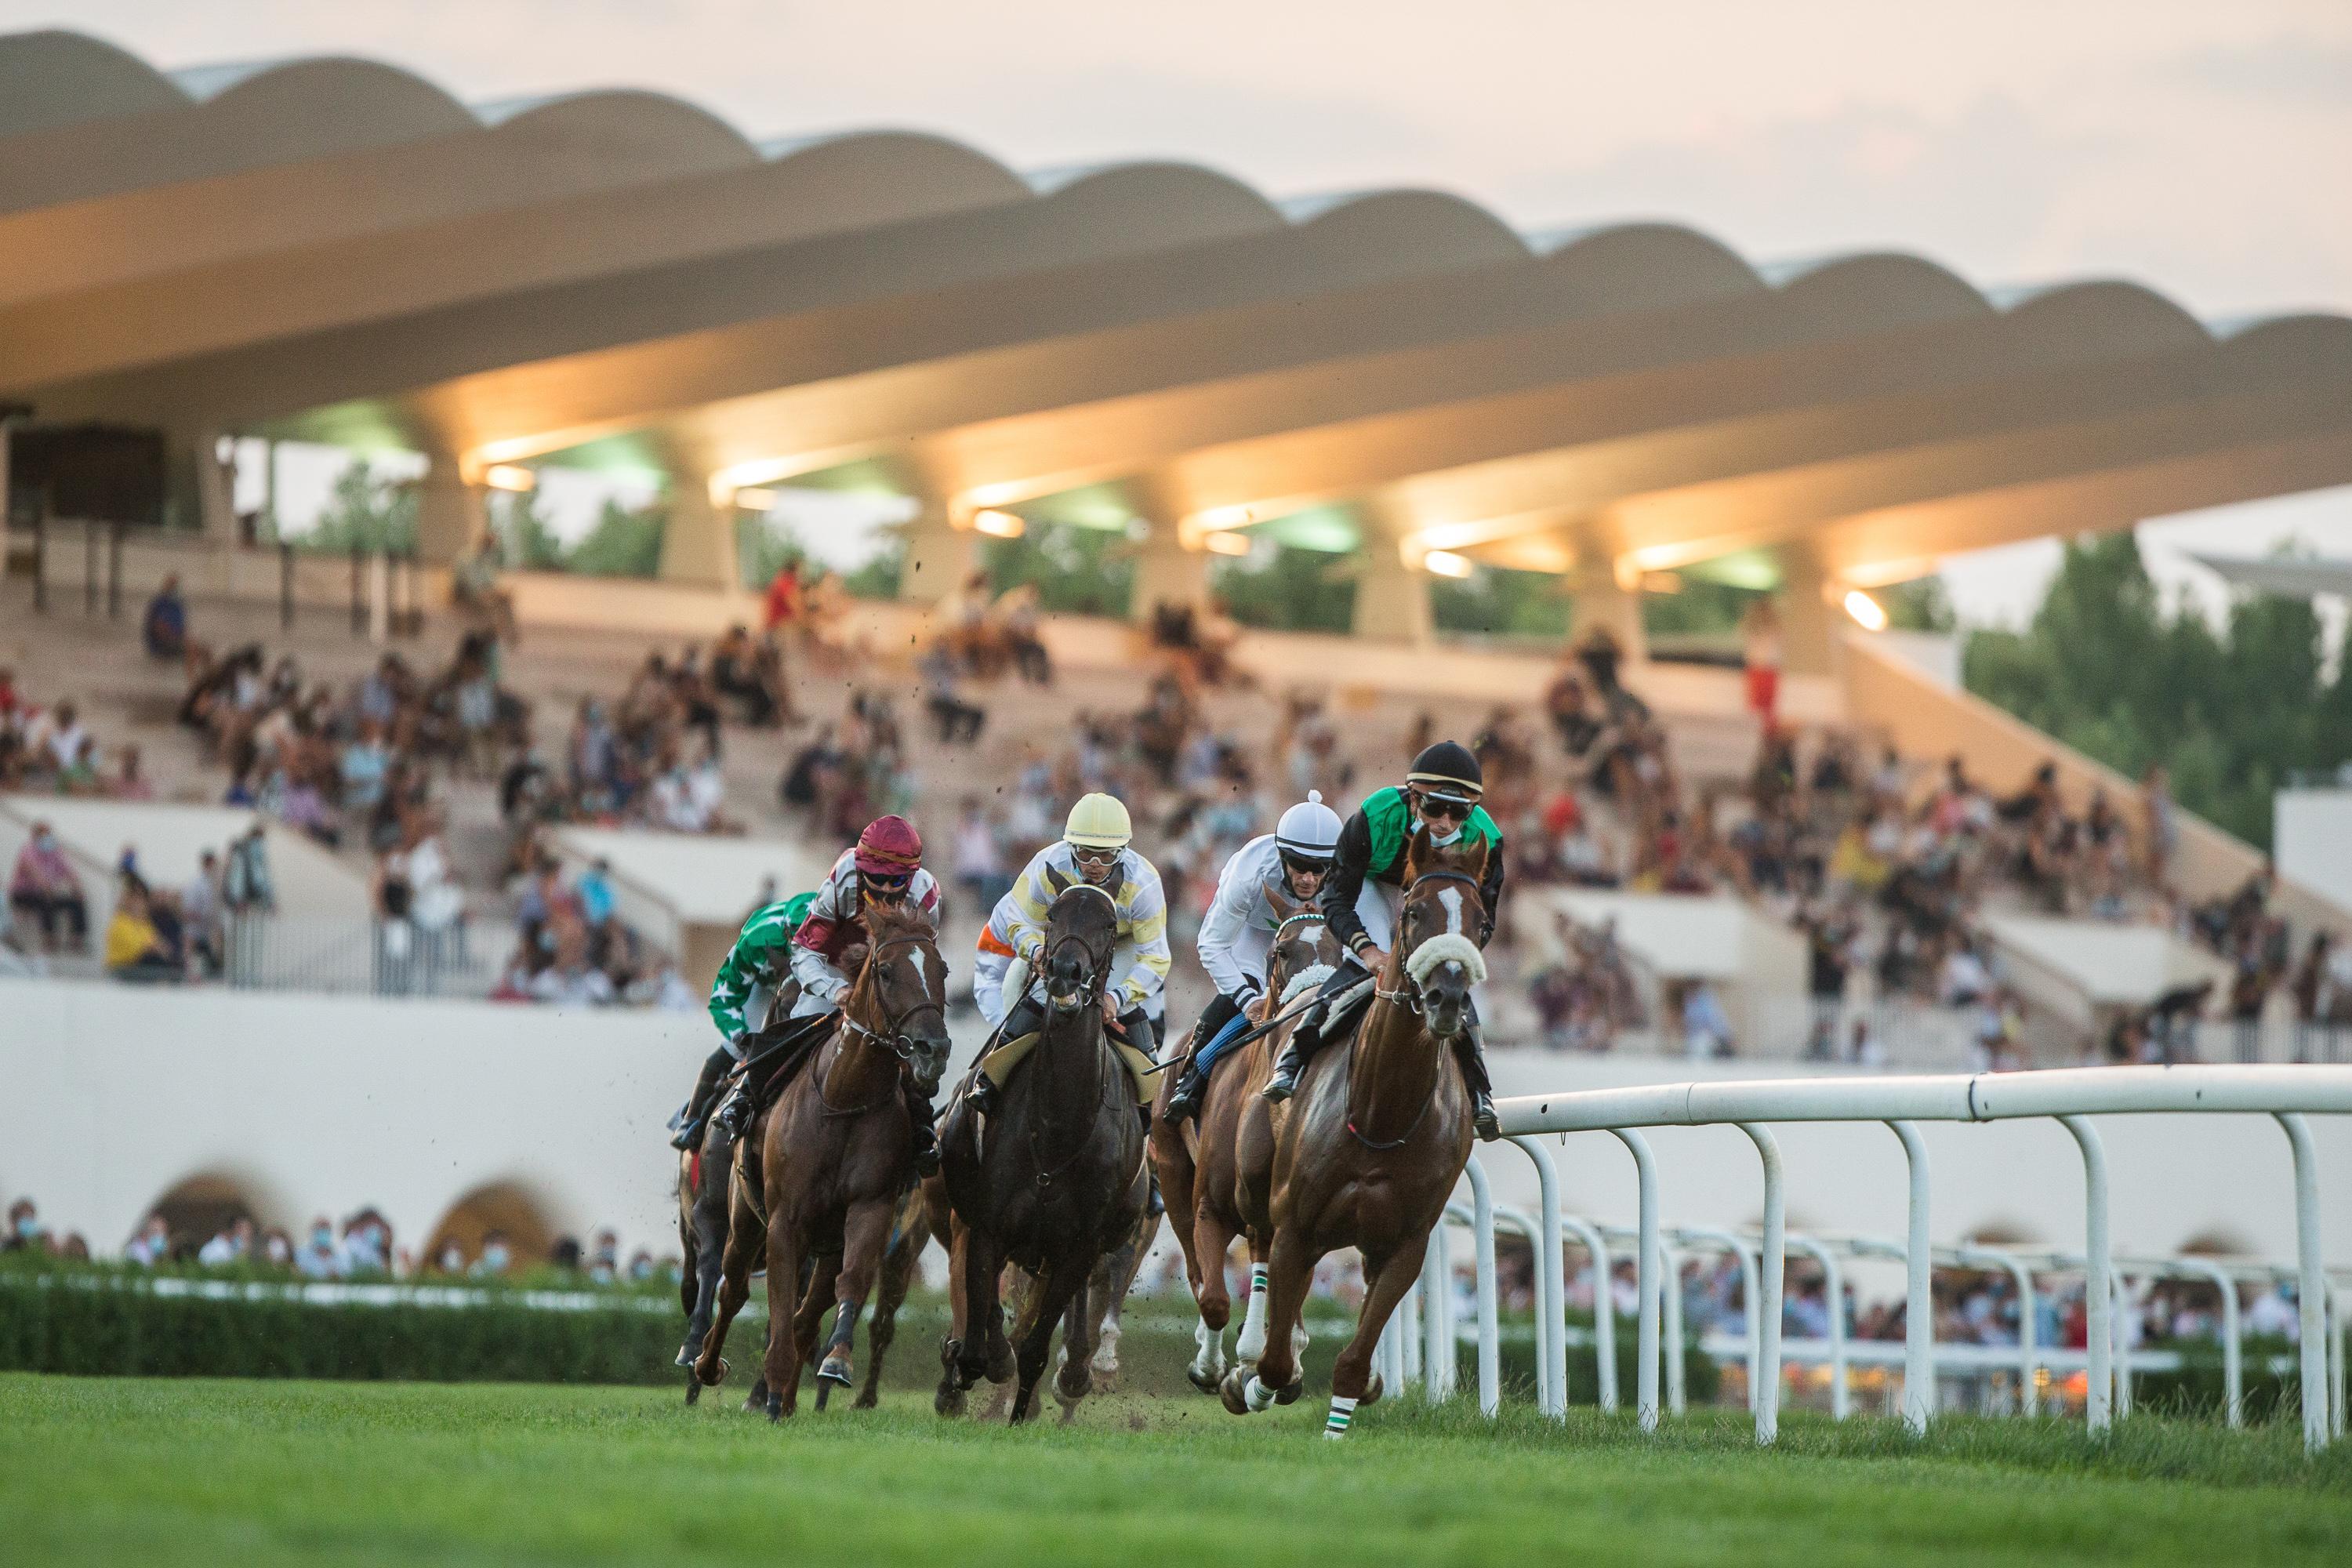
[1068,843,1123,869]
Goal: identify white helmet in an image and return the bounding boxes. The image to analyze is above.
[1275,790,1342,862]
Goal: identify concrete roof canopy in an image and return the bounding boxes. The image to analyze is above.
[0,29,183,138]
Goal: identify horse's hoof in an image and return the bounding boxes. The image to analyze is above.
[1273,1377,1305,1406]
[935,1385,967,1417]
[694,1355,729,1387]
[818,1355,853,1388]
[1186,1363,1223,1396]
[1218,1366,1254,1416]
[1361,1374,1384,1407]
[765,1392,785,1423]
[674,1345,696,1369]
[853,1390,879,1410]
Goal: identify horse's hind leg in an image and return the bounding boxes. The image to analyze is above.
[798,1251,840,1409]
[680,1156,731,1369]
[935,1222,999,1417]
[1054,1277,1098,1424]
[858,1203,924,1409]
[1223,1225,1315,1415]
[758,1214,811,1422]
[1009,1262,1086,1425]
[1234,1232,1273,1364]
[1189,1211,1238,1390]
[691,1182,764,1396]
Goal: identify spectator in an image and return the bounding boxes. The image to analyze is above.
[950,796,1009,918]
[38,701,89,775]
[124,1214,172,1265]
[198,1218,255,1267]
[588,1230,621,1285]
[1740,597,1783,728]
[105,884,181,984]
[143,574,189,660]
[470,1229,514,1279]
[5,1198,45,1253]
[183,849,225,977]
[296,1216,345,1279]
[223,822,275,916]
[9,822,89,952]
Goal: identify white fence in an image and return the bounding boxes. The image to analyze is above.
[1380,1066,2350,1454]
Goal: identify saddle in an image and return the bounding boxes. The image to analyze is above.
[735,1011,840,1123]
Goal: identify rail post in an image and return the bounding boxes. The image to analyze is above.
[1740,1122,1785,1444]
[1559,1214,1617,1413]
[2276,1112,2330,1451]
[2056,1114,2112,1433]
[1508,1134,1569,1420]
[1660,1241,1687,1417]
[1462,1157,1500,1417]
[1421,1222,1454,1403]
[1786,1235,1849,1419]
[1887,1120,1934,1434]
[1494,1205,1554,1413]
[1610,1127,1663,1431]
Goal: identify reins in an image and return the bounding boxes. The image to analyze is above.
[1346,862,1486,1149]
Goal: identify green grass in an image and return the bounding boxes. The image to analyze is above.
[2,1374,2346,1566]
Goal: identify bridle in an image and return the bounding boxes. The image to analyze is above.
[823,930,947,1116]
[1373,866,1486,1015]
[1043,881,1119,1011]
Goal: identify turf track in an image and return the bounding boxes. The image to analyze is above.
[3,1374,2347,1566]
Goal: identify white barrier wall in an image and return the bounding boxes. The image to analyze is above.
[0,980,706,1259]
[6,979,2344,1277]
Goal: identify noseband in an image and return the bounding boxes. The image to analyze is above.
[1044,882,1120,1007]
[1375,866,1486,1015]
[839,931,948,1069]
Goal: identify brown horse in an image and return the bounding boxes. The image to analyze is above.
[691,902,951,1419]
[1222,829,1486,1436]
[1150,889,1341,1392]
[935,878,1149,1424]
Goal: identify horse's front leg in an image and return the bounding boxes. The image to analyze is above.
[1054,1276,1098,1423]
[816,1194,896,1399]
[758,1212,809,1422]
[1322,1241,1428,1439]
[1009,1261,1087,1425]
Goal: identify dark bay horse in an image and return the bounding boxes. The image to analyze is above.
[936,877,1149,1423]
[1223,830,1486,1436]
[1150,889,1340,1392]
[691,902,951,1419]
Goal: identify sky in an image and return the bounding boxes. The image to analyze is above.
[14,0,2352,623]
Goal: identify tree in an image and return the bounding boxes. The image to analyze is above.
[292,459,416,555]
[492,490,565,571]
[1211,545,1355,632]
[1962,531,2347,848]
[566,499,666,578]
[981,523,1133,617]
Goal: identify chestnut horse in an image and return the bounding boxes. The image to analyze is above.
[691,902,951,1418]
[1149,889,1341,1393]
[935,878,1149,1423]
[1222,830,1486,1437]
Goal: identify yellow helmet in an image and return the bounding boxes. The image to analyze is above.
[1063,792,1134,850]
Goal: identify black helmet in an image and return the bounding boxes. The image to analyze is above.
[1406,741,1483,800]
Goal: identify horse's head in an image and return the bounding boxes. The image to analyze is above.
[1395,828,1490,1040]
[1264,881,1342,1010]
[848,902,952,1095]
[1040,866,1119,1017]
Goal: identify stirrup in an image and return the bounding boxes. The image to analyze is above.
[670,1115,706,1151]
[967,1075,1000,1115]
[1261,1049,1303,1105]
[1162,1069,1206,1125]
[1472,1090,1501,1142]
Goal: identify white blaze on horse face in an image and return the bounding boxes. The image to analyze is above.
[1436,887,1465,936]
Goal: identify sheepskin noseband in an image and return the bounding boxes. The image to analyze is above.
[1405,933,1486,988]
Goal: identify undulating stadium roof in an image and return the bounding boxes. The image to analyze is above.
[3,27,2347,636]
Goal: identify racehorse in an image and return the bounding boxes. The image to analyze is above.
[935,876,1149,1423]
[1149,886,1340,1394]
[854,1184,1159,1412]
[1221,829,1486,1437]
[690,902,951,1419]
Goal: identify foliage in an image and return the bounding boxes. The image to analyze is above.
[1432,565,1573,639]
[1642,576,1759,637]
[981,522,1134,618]
[1212,545,1356,633]
[267,459,417,556]
[564,498,668,579]
[3,1377,2347,1568]
[491,489,567,571]
[1884,575,1957,633]
[1962,532,2352,846]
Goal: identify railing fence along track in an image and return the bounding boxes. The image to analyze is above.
[1368,1067,2347,1454]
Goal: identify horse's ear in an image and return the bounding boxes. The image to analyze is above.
[1265,880,1299,920]
[1402,821,1432,879]
[1043,865,1070,899]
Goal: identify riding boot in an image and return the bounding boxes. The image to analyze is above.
[1161,1060,1209,1125]
[669,1046,734,1149]
[710,1080,753,1144]
[1261,1025,1323,1104]
[1453,1022,1501,1142]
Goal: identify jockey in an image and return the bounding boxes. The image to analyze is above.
[970,890,1025,1030]
[962,792,1168,1123]
[1160,790,1344,1124]
[678,817,943,1166]
[1262,741,1507,1139]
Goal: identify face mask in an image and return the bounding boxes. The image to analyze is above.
[14,1216,34,1239]
[311,1228,333,1248]
[1424,818,1464,848]
[482,1244,510,1271]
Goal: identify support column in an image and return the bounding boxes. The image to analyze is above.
[1770,539,1840,677]
[159,426,239,541]
[1352,499,1433,645]
[1129,517,1209,625]
[1565,523,1646,660]
[657,473,739,590]
[415,452,487,568]
[897,502,975,606]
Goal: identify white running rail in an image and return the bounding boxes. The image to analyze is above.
[1473,1065,2351,1452]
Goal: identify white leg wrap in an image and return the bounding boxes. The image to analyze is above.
[1191,1317,1224,1379]
[1092,1319,1122,1375]
[1245,1374,1278,1413]
[1324,1394,1359,1439]
[1235,1265,1271,1363]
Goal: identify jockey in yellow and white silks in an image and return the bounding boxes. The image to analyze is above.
[963,793,1167,1121]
